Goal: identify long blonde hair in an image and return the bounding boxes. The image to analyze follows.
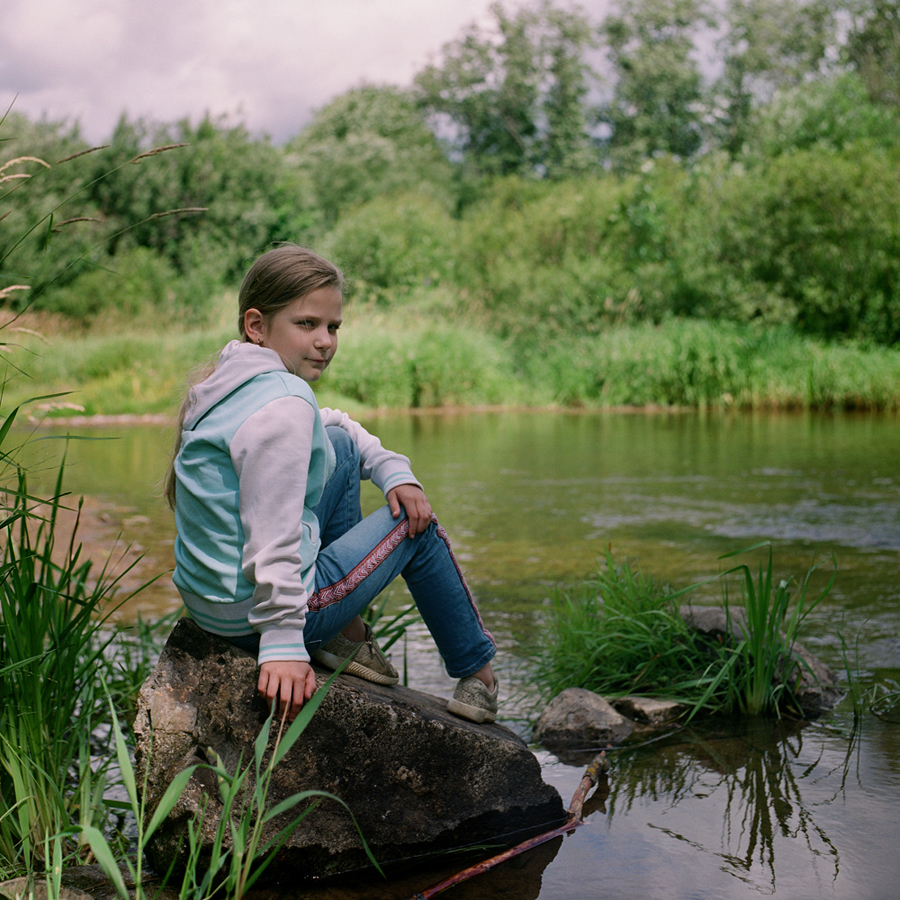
[164,245,344,509]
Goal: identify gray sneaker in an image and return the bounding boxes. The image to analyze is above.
[312,623,399,685]
[447,676,499,724]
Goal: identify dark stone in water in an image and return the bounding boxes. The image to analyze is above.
[679,605,843,717]
[532,688,635,750]
[134,618,564,882]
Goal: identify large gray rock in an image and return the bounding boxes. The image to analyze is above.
[134,619,564,881]
[679,605,842,716]
[532,687,635,752]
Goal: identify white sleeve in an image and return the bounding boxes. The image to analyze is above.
[319,406,423,496]
[231,395,315,663]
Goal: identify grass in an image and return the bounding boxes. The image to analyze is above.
[534,549,715,707]
[714,543,836,716]
[81,669,376,900]
[535,545,837,721]
[3,314,900,421]
[0,404,152,876]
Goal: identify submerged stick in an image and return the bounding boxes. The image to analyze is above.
[410,751,607,900]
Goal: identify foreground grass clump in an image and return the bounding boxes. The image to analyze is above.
[536,545,836,720]
[0,401,157,877]
[535,550,711,705]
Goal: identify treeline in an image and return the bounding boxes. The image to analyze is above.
[2,0,900,346]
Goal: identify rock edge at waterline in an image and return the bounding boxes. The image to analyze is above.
[134,618,565,882]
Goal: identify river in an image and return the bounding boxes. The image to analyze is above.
[17,409,900,899]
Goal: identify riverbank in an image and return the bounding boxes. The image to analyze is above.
[3,314,900,420]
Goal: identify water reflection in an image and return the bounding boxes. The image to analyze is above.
[12,410,900,899]
[546,709,898,900]
[606,720,838,893]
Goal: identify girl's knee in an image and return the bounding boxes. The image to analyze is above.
[326,426,359,466]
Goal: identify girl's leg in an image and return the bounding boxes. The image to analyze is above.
[305,506,496,681]
[313,426,371,643]
[314,426,362,548]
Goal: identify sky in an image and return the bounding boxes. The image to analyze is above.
[1,0,534,145]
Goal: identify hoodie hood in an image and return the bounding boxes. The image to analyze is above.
[183,340,289,429]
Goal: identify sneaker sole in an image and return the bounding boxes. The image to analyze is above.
[312,649,399,685]
[447,697,496,724]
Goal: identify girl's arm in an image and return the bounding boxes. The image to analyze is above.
[231,395,319,714]
[319,407,423,496]
[321,406,433,536]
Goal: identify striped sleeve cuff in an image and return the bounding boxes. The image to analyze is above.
[257,627,310,664]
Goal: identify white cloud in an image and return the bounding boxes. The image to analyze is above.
[1,0,510,143]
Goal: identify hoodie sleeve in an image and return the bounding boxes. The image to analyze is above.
[320,406,423,496]
[231,395,316,664]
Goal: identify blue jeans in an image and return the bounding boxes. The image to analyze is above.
[231,427,495,680]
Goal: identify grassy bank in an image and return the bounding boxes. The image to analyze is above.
[3,311,900,420]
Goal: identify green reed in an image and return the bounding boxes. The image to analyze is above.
[716,543,836,717]
[0,403,148,876]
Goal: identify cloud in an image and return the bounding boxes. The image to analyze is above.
[1,0,506,143]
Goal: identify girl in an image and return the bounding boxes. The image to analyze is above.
[165,245,497,725]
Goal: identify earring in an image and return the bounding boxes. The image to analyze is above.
[257,338,263,346]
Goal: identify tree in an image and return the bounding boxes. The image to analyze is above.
[85,114,306,283]
[599,0,713,166]
[711,0,839,155]
[742,72,900,159]
[286,85,455,225]
[844,0,900,109]
[414,1,599,179]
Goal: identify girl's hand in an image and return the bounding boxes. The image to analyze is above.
[387,484,433,538]
[258,660,317,722]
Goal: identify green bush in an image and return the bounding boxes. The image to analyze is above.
[321,316,523,409]
[318,193,458,305]
[46,247,176,322]
[535,546,836,719]
[455,175,642,336]
[676,147,900,344]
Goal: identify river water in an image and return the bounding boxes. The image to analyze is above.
[17,409,900,899]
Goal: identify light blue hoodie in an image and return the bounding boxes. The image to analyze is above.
[173,340,419,664]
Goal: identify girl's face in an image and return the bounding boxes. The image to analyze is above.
[251,286,343,382]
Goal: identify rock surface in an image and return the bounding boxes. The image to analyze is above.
[532,688,635,751]
[610,695,687,726]
[134,618,564,881]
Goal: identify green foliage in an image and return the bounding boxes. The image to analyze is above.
[318,193,458,304]
[82,675,376,900]
[695,146,900,344]
[743,73,900,158]
[0,128,107,303]
[87,115,312,279]
[712,544,836,717]
[535,550,710,706]
[46,247,178,323]
[321,316,523,409]
[600,0,712,165]
[455,175,639,337]
[414,0,600,178]
[844,0,900,108]
[711,0,839,154]
[0,408,152,876]
[536,545,837,720]
[287,85,456,225]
